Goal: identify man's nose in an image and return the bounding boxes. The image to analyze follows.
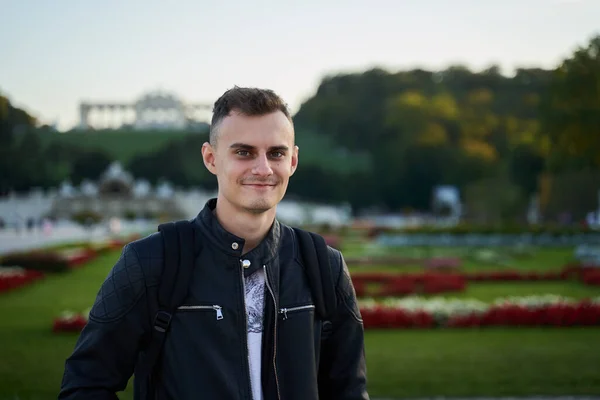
[252,154,273,176]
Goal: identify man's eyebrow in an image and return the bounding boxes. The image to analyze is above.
[269,145,289,152]
[229,143,255,150]
[229,143,289,152]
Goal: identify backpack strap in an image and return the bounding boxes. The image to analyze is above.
[293,228,337,321]
[157,220,196,310]
[136,220,197,393]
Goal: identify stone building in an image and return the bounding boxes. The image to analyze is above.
[48,162,188,221]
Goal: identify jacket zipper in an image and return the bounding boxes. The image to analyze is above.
[264,264,281,400]
[240,263,253,399]
[176,305,223,320]
[279,304,315,320]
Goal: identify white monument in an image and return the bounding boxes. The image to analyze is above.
[432,185,462,223]
[78,90,211,130]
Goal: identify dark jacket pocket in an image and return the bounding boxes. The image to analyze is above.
[176,304,224,320]
[278,304,315,320]
[276,304,319,400]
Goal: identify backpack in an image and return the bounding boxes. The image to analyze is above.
[135,219,337,397]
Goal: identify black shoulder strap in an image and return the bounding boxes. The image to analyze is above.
[135,220,197,390]
[157,220,196,310]
[293,228,337,321]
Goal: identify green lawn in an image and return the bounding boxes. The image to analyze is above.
[434,281,599,302]
[353,281,600,303]
[1,246,599,399]
[365,329,600,398]
[344,244,576,272]
[0,251,123,400]
[33,129,193,164]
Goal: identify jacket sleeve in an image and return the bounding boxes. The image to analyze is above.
[58,243,151,399]
[319,248,369,400]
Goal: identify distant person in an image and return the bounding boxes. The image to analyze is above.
[26,217,35,232]
[59,87,369,400]
[42,218,53,236]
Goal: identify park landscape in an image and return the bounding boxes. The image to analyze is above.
[1,21,600,400]
[1,226,599,399]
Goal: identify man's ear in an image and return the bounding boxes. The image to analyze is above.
[290,145,299,176]
[202,142,217,175]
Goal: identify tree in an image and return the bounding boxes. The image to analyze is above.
[0,98,40,193]
[70,150,113,185]
[541,35,600,171]
[508,143,545,196]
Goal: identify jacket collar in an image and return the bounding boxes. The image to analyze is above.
[194,198,281,267]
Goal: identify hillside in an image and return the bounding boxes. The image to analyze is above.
[34,129,196,164]
[32,128,371,175]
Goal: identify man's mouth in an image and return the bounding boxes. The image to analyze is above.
[242,182,277,186]
[242,182,278,191]
[245,183,275,187]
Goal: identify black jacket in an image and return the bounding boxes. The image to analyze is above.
[59,199,369,399]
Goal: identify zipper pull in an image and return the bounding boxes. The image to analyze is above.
[280,308,288,320]
[213,305,223,320]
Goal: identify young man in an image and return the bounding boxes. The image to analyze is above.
[58,87,369,400]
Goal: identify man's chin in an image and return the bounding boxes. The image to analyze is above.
[244,203,272,215]
[241,196,278,214]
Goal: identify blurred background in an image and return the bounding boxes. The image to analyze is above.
[1,1,600,399]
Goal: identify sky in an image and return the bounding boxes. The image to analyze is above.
[1,0,599,131]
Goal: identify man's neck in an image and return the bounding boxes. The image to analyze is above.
[213,197,277,254]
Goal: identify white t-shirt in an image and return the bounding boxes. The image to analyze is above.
[244,268,265,400]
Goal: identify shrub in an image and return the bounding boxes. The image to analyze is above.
[72,210,103,226]
[371,224,596,236]
[0,251,70,273]
[123,210,137,220]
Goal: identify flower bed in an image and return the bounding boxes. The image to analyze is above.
[351,262,600,294]
[0,247,98,274]
[346,256,421,266]
[58,248,97,268]
[582,269,600,285]
[0,267,45,293]
[1,251,71,273]
[424,257,462,270]
[0,245,103,295]
[346,256,462,270]
[359,295,600,329]
[52,309,89,333]
[352,273,466,297]
[464,270,565,281]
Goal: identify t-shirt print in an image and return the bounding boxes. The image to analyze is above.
[245,270,265,333]
[245,269,265,400]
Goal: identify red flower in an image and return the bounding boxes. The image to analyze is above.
[52,314,87,333]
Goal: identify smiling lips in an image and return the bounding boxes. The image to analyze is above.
[242,180,278,187]
[243,183,277,189]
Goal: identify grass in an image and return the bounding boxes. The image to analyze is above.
[344,244,576,272]
[365,329,600,398]
[1,245,600,399]
[432,281,600,302]
[34,129,193,164]
[354,281,600,303]
[0,251,127,400]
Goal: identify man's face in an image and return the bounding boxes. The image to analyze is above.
[202,110,298,214]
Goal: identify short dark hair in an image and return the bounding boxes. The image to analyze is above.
[209,86,293,146]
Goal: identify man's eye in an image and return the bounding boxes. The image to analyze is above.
[236,150,250,156]
[271,151,284,158]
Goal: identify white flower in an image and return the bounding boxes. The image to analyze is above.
[358,294,597,319]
